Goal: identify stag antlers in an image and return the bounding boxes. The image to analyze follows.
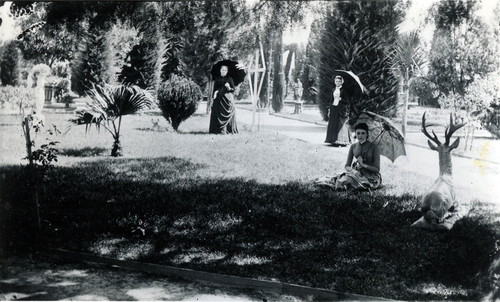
[421,112,466,151]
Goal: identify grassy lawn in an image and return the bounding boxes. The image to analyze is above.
[0,111,499,300]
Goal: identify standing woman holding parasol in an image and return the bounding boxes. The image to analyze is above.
[209,60,246,134]
[325,70,370,146]
[325,75,351,146]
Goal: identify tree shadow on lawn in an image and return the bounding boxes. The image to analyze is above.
[178,131,212,135]
[177,131,251,135]
[192,112,209,116]
[0,157,498,300]
[136,127,172,132]
[133,129,227,135]
[59,147,108,157]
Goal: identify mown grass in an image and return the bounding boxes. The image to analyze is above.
[0,112,498,300]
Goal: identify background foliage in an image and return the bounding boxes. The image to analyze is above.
[317,1,403,121]
[1,41,21,86]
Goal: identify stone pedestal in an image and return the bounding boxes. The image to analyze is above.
[44,85,55,104]
[293,101,303,114]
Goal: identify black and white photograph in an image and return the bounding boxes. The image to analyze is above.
[0,0,499,300]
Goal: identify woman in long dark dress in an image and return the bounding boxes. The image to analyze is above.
[209,65,238,134]
[325,76,350,146]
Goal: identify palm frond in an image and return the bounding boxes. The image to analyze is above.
[391,31,426,78]
[69,83,155,129]
[113,84,156,116]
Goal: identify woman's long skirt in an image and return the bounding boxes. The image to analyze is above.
[209,92,238,134]
[325,104,350,145]
[315,170,382,190]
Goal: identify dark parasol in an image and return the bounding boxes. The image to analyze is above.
[335,70,369,97]
[350,111,406,162]
[211,60,247,86]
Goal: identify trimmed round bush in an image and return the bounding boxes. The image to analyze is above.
[157,75,202,131]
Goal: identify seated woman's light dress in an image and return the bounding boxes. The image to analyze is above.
[337,140,382,189]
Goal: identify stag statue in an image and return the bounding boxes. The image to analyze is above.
[412,112,466,229]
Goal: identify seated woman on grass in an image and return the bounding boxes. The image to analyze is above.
[316,123,382,190]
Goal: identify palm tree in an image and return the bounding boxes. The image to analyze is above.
[391,31,426,136]
[71,84,155,156]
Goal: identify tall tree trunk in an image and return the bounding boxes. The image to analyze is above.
[272,30,284,113]
[23,117,33,166]
[402,69,409,137]
[206,80,214,113]
[259,31,272,109]
[172,118,181,131]
[111,137,122,157]
[283,47,295,98]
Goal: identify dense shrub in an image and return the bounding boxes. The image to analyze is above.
[117,6,160,90]
[410,77,440,107]
[71,26,108,96]
[0,41,21,86]
[45,75,70,103]
[317,2,402,120]
[51,61,70,78]
[117,44,148,88]
[466,74,500,138]
[45,75,63,87]
[0,86,36,113]
[157,75,202,131]
[106,21,141,85]
[54,79,71,103]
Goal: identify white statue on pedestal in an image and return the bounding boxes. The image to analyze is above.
[27,64,50,124]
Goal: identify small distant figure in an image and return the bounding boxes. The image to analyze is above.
[293,81,303,101]
[151,118,160,130]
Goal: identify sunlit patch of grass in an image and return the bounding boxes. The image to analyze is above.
[160,246,178,255]
[26,275,45,284]
[171,248,227,265]
[116,242,154,260]
[228,255,271,266]
[48,281,79,287]
[206,214,242,232]
[89,236,154,260]
[169,216,197,236]
[0,278,19,284]
[59,270,89,278]
[67,294,110,301]
[126,287,175,301]
[410,282,468,297]
[89,238,127,256]
[236,242,259,249]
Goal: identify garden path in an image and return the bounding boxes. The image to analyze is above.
[0,255,300,301]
